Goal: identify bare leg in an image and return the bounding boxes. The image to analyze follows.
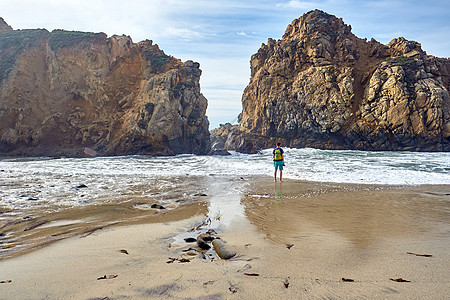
[274,170,277,182]
[280,170,283,182]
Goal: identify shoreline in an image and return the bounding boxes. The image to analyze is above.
[0,178,449,299]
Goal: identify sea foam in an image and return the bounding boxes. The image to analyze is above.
[0,149,448,212]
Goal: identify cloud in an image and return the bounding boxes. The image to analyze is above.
[236,31,259,38]
[163,27,210,42]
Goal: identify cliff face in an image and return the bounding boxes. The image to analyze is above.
[214,10,450,152]
[0,22,209,157]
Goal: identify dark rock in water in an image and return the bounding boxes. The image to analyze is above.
[194,193,208,197]
[151,204,166,209]
[150,192,161,196]
[197,238,211,250]
[184,237,197,243]
[27,197,39,201]
[199,233,215,242]
[197,233,214,250]
[76,184,88,189]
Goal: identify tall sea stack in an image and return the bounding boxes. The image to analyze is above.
[212,10,450,153]
[0,20,210,157]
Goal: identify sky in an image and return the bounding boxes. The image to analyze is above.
[1,0,449,129]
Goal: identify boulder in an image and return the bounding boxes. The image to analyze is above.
[217,10,449,152]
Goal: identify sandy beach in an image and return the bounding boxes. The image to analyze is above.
[0,177,449,299]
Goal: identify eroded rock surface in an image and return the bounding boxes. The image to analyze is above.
[213,10,449,152]
[0,21,210,157]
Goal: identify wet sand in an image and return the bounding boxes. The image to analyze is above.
[0,178,449,299]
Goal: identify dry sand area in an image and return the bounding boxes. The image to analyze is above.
[0,178,449,299]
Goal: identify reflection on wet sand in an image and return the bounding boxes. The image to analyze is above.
[167,176,248,246]
[0,201,207,259]
[243,181,450,249]
[0,176,248,260]
[0,175,217,260]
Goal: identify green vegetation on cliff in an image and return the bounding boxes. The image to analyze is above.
[143,49,170,72]
[0,29,48,82]
[49,30,103,51]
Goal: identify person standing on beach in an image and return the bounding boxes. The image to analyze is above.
[273,142,284,182]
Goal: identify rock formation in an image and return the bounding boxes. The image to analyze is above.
[0,20,210,157]
[212,10,450,152]
[0,17,12,33]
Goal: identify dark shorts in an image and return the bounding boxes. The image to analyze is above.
[274,160,283,171]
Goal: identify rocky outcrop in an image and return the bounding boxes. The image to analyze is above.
[0,17,12,32]
[0,20,210,156]
[211,123,280,154]
[214,10,449,152]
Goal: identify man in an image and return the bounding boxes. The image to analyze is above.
[273,142,284,182]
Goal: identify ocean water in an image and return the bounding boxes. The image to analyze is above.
[0,148,449,214]
[0,148,449,258]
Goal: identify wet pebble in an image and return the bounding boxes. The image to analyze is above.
[199,233,214,242]
[184,237,197,243]
[197,233,213,250]
[76,184,88,189]
[151,204,166,209]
